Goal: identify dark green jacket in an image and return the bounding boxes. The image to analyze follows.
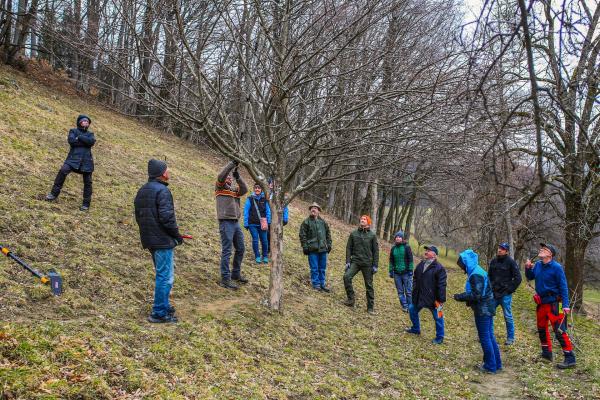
[346,227,379,267]
[299,216,332,253]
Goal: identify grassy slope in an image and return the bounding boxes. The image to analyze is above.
[0,65,598,400]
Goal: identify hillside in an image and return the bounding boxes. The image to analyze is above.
[0,65,599,399]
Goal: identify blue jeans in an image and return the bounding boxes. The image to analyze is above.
[475,315,502,372]
[151,248,175,318]
[219,220,245,280]
[393,271,412,309]
[493,294,515,341]
[409,304,444,340]
[248,225,268,258]
[308,252,327,288]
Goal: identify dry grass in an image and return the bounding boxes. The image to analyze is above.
[0,65,598,399]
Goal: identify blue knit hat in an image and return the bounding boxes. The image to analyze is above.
[394,231,404,239]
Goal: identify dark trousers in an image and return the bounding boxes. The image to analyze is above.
[219,220,245,281]
[51,163,92,206]
[344,263,374,310]
[475,315,502,372]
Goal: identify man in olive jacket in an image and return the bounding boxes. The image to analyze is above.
[343,215,379,314]
[299,203,332,291]
[215,160,248,290]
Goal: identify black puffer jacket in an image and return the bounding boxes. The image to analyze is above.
[64,115,96,172]
[412,259,447,309]
[489,255,522,299]
[134,179,182,250]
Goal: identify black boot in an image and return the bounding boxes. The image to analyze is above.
[218,279,239,290]
[343,298,355,307]
[232,275,248,284]
[540,351,553,362]
[557,351,576,369]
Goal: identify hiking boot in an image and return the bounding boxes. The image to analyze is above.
[343,298,355,307]
[45,193,57,202]
[367,308,375,315]
[232,275,248,284]
[557,352,576,369]
[320,285,331,293]
[431,338,444,345]
[477,365,496,374]
[80,205,89,212]
[312,286,322,292]
[540,351,553,362]
[262,257,269,264]
[255,257,262,264]
[218,279,239,290]
[504,338,514,346]
[147,314,178,323]
[405,328,420,335]
[167,306,176,316]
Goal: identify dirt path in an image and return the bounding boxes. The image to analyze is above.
[471,366,522,399]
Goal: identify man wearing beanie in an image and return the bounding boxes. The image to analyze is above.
[389,231,414,312]
[343,215,379,314]
[134,159,183,323]
[488,242,521,345]
[45,115,96,211]
[215,160,248,290]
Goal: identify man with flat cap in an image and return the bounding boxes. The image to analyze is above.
[134,159,183,323]
[525,243,576,369]
[299,202,332,291]
[406,245,447,344]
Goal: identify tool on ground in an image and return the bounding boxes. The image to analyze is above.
[1,245,63,295]
[182,234,193,240]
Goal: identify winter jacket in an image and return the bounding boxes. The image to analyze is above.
[243,192,271,227]
[346,227,379,267]
[134,179,182,250]
[412,258,447,309]
[454,249,496,317]
[525,259,570,308]
[299,216,332,254]
[64,115,96,173]
[488,255,522,299]
[389,243,414,274]
[215,162,248,220]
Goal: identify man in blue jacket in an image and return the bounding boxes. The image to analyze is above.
[525,243,575,369]
[45,115,96,211]
[405,245,447,344]
[134,159,184,323]
[244,183,271,264]
[454,249,502,374]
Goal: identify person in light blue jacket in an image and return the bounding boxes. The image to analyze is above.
[243,183,271,264]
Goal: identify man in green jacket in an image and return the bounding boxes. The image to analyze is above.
[299,203,332,291]
[343,215,379,314]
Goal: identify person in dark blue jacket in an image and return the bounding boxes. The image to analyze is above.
[244,183,271,264]
[134,159,184,324]
[454,249,502,374]
[525,243,575,369]
[46,115,96,211]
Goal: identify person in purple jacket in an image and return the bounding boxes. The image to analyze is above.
[525,243,575,369]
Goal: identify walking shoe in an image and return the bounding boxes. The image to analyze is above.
[262,257,269,264]
[320,285,331,293]
[80,205,89,212]
[367,308,375,315]
[477,365,496,374]
[232,275,248,284]
[343,298,355,307]
[45,193,57,201]
[405,328,420,335]
[557,352,576,369]
[255,257,262,264]
[218,279,239,290]
[431,338,444,345]
[540,351,553,362]
[147,314,178,323]
[504,338,514,346]
[167,306,176,316]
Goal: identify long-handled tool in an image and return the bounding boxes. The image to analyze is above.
[1,245,63,296]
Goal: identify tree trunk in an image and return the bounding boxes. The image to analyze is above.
[564,196,587,312]
[376,186,387,237]
[268,188,285,312]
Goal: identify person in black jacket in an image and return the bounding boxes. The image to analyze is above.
[45,115,96,211]
[405,246,447,344]
[134,159,183,323]
[488,242,522,345]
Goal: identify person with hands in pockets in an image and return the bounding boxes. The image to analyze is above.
[525,243,576,369]
[299,203,332,292]
[343,215,379,314]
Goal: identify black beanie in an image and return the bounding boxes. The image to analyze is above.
[148,159,168,178]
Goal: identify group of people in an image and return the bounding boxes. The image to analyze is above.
[45,116,576,373]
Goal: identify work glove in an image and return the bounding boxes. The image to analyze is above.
[345,262,350,272]
[303,248,309,255]
[232,168,240,180]
[372,265,378,274]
